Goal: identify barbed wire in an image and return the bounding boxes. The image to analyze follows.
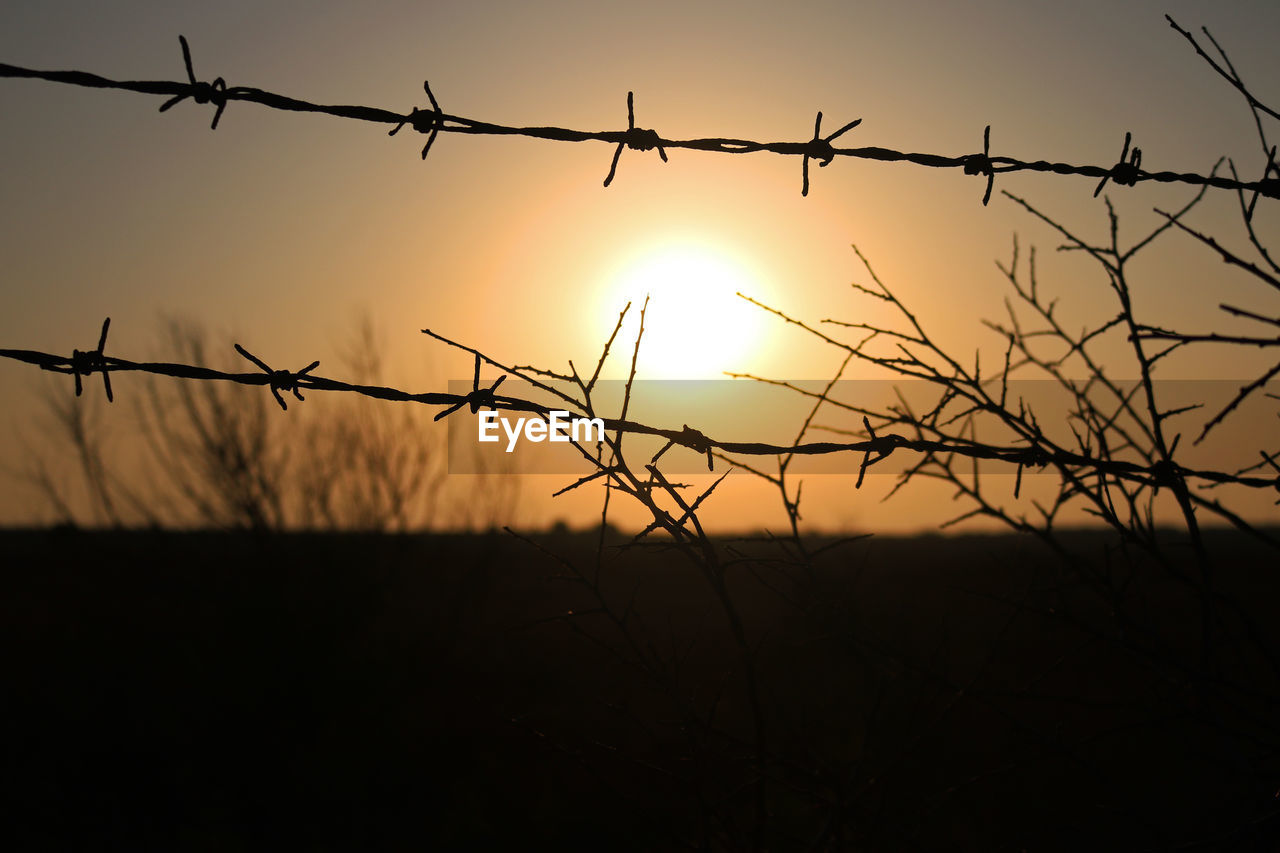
[2,21,1277,202]
[3,317,1277,500]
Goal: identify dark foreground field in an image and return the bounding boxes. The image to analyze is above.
[2,527,1278,851]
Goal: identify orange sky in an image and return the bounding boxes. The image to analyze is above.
[1,0,1277,532]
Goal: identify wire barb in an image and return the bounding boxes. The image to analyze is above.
[433,353,507,421]
[603,92,668,188]
[677,424,715,471]
[233,343,319,410]
[389,80,444,160]
[801,111,862,197]
[1245,146,1279,222]
[1094,132,1142,197]
[70,317,113,402]
[963,125,996,205]
[157,35,228,129]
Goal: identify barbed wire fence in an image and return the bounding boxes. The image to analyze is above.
[3,15,1280,849]
[0,16,1277,514]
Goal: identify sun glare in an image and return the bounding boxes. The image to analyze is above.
[596,243,770,379]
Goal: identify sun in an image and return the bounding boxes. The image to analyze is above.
[594,242,771,379]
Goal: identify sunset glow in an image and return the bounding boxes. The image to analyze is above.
[598,243,770,379]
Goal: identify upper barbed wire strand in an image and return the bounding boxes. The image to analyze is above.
[1,30,1277,202]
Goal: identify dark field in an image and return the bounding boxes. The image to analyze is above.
[2,527,1278,851]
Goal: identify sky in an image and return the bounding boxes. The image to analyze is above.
[1,0,1277,532]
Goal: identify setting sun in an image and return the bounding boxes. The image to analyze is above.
[595,242,771,379]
